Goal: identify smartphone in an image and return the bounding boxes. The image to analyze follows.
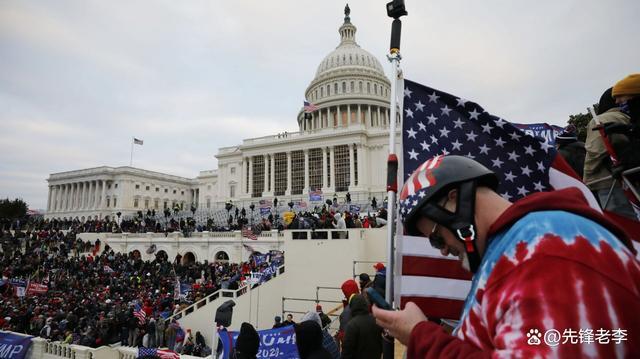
[366,287,391,310]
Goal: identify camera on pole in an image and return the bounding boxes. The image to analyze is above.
[386,0,407,53]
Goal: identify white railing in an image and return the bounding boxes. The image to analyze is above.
[102,230,283,241]
[168,264,286,322]
[19,336,204,359]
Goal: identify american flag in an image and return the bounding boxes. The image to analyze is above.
[303,100,319,113]
[138,347,179,359]
[134,303,146,325]
[397,79,601,320]
[241,226,257,240]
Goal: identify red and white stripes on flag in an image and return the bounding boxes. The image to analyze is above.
[134,304,146,325]
[398,235,472,319]
[303,100,319,113]
[241,226,257,240]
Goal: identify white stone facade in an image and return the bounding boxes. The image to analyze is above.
[46,166,197,220]
[45,8,399,219]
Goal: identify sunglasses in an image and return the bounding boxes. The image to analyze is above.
[428,222,445,250]
[427,198,448,250]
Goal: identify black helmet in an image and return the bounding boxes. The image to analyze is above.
[399,155,498,272]
[400,155,498,235]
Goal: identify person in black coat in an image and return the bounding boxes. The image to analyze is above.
[556,125,586,178]
[295,320,332,359]
[341,294,382,359]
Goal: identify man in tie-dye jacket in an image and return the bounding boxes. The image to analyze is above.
[373,155,640,358]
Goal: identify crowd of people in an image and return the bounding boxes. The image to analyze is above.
[230,263,387,359]
[0,227,284,356]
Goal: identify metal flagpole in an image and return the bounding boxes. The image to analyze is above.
[130,137,134,166]
[384,2,407,358]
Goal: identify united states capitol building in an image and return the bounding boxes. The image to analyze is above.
[44,7,399,220]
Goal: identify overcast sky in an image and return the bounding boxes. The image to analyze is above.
[1,0,638,209]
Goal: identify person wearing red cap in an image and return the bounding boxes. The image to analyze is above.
[336,279,359,349]
[316,304,331,329]
[371,263,386,299]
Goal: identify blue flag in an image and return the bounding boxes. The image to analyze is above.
[218,325,298,359]
[0,332,32,359]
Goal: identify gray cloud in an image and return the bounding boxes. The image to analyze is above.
[1,0,638,209]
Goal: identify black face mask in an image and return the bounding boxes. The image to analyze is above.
[627,97,640,124]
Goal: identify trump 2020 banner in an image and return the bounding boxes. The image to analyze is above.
[0,332,32,359]
[512,123,564,145]
[217,325,298,358]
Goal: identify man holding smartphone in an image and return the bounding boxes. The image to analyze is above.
[372,155,640,358]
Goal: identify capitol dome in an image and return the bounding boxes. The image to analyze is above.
[298,5,392,132]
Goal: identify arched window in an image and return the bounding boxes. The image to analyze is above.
[367,82,371,94]
[334,83,338,95]
[374,84,378,95]
[350,81,354,92]
[359,81,363,92]
[320,87,324,97]
[327,84,330,96]
[342,82,346,93]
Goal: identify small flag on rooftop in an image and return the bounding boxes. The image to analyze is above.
[303,100,319,113]
[133,138,144,145]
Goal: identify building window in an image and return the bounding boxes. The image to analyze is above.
[206,198,211,209]
[308,148,323,191]
[359,81,363,92]
[230,167,236,175]
[135,184,140,189]
[374,84,378,95]
[350,81,354,92]
[115,183,118,189]
[173,190,176,194]
[367,82,371,94]
[164,201,168,209]
[144,199,149,209]
[106,198,110,208]
[334,83,338,95]
[164,189,168,193]
[113,197,117,207]
[274,152,287,196]
[133,198,139,208]
[107,185,111,189]
[354,145,358,186]
[146,186,150,191]
[252,155,265,198]
[320,87,324,97]
[334,145,350,192]
[230,184,236,198]
[154,200,159,209]
[181,191,184,195]
[342,82,346,93]
[291,150,304,195]
[156,187,159,192]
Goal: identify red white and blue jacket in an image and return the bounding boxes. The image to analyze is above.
[408,188,640,358]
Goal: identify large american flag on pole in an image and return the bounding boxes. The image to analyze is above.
[396,79,602,320]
